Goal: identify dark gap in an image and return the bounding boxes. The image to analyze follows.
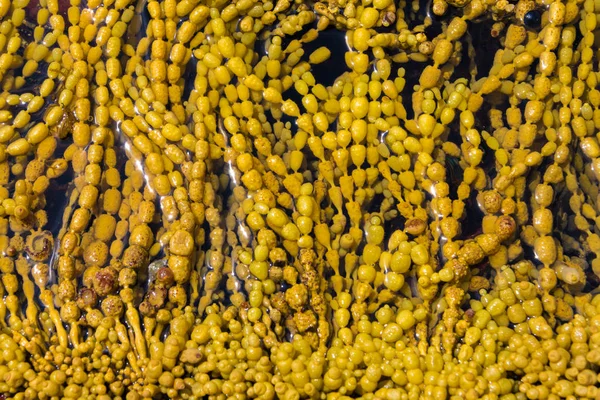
[445,154,463,199]
[302,29,349,88]
[451,33,472,81]
[470,21,502,80]
[459,190,484,240]
[399,61,425,121]
[45,140,75,238]
[182,55,197,103]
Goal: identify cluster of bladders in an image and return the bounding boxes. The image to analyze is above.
[0,0,598,398]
